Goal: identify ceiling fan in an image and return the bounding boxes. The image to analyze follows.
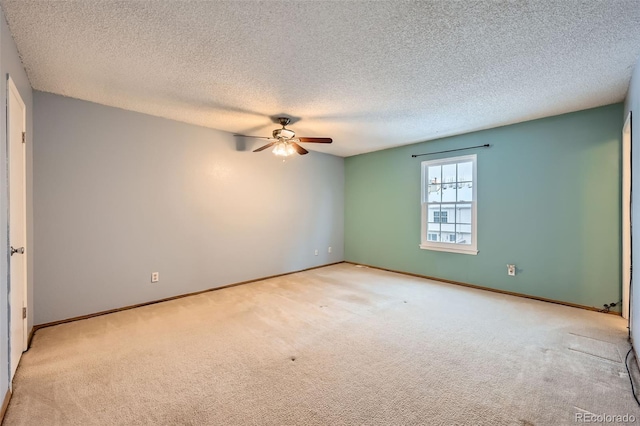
[234,117,332,157]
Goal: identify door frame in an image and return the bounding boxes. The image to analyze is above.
[623,111,632,320]
[7,75,28,379]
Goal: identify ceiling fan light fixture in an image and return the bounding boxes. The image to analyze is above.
[272,140,295,157]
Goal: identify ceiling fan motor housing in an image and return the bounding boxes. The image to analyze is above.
[272,128,295,139]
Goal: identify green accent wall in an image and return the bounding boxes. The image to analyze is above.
[345,104,623,309]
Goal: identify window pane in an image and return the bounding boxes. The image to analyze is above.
[441,232,455,244]
[440,205,454,223]
[428,184,441,203]
[441,223,455,233]
[442,182,456,202]
[429,209,455,223]
[428,165,441,184]
[458,161,473,182]
[456,204,472,224]
[443,164,456,184]
[441,164,456,202]
[457,223,472,234]
[456,221,472,244]
[428,205,439,223]
[456,232,471,245]
[457,181,472,202]
[427,222,440,233]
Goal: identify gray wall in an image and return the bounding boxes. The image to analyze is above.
[626,57,640,347]
[33,92,344,324]
[0,8,33,396]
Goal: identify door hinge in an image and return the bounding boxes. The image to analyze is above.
[22,307,26,319]
[21,131,25,144]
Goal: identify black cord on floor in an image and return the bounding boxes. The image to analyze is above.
[625,348,640,407]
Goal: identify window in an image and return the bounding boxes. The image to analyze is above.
[433,211,448,223]
[420,154,477,255]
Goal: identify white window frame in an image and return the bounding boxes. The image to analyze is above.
[420,154,478,255]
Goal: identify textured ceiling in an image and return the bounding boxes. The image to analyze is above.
[2,1,640,157]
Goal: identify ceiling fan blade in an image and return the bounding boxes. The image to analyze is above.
[253,141,276,152]
[298,137,332,144]
[234,134,272,140]
[290,142,309,155]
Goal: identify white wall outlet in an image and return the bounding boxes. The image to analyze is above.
[507,265,516,276]
[151,272,159,283]
[328,246,332,253]
[314,249,319,256]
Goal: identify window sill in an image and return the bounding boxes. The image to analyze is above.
[419,244,478,255]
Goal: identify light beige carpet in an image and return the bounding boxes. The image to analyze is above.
[3,263,639,425]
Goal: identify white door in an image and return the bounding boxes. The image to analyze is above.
[623,112,632,320]
[8,76,27,382]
